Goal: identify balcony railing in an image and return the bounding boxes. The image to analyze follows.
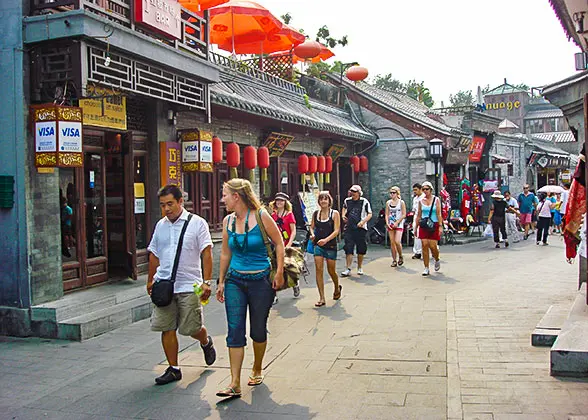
[30,0,209,60]
[210,52,305,95]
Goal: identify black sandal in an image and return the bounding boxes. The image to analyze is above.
[333,285,342,300]
[398,257,404,266]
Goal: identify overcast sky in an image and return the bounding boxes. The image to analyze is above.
[250,0,580,106]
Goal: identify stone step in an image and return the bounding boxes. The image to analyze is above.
[31,279,146,323]
[57,295,152,341]
[531,304,569,347]
[551,283,588,377]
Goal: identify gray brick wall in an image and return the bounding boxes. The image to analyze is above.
[24,117,63,306]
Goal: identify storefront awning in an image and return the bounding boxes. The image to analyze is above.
[491,154,511,164]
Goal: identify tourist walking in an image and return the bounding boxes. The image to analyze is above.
[411,183,425,259]
[385,186,407,267]
[488,190,508,248]
[269,192,300,304]
[536,192,557,245]
[216,179,285,398]
[414,181,442,276]
[504,191,520,243]
[147,184,216,385]
[561,182,570,230]
[553,193,563,233]
[518,184,537,240]
[341,184,372,277]
[310,191,341,307]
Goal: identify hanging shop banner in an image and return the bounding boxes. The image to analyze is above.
[325,144,346,161]
[79,86,127,130]
[468,135,486,163]
[178,129,213,172]
[31,104,83,167]
[134,0,182,40]
[159,141,182,187]
[263,132,295,158]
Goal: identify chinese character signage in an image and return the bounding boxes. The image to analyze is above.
[159,141,182,187]
[135,0,181,40]
[178,129,213,172]
[31,104,83,167]
[468,135,486,163]
[325,144,346,161]
[262,132,294,158]
[79,86,127,130]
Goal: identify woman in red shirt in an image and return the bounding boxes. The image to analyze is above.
[270,192,299,303]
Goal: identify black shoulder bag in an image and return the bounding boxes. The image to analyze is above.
[419,196,437,231]
[151,214,193,307]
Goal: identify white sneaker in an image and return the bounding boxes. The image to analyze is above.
[422,267,430,276]
[341,268,351,277]
[357,268,364,275]
[434,259,441,272]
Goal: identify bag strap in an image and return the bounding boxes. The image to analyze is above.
[170,213,193,283]
[427,196,436,218]
[255,209,273,256]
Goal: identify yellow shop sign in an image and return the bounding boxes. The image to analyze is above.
[485,100,520,111]
[79,86,127,130]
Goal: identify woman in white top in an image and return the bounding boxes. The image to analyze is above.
[385,186,407,267]
[536,192,557,245]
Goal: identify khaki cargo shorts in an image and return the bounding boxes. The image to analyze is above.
[150,292,203,336]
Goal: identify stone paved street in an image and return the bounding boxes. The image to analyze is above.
[2,238,588,420]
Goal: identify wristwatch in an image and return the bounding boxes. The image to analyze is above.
[203,280,212,287]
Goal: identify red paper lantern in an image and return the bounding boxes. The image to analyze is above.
[257,147,269,169]
[294,40,322,59]
[244,145,257,170]
[317,156,326,173]
[359,155,369,173]
[346,66,369,82]
[212,136,223,164]
[298,154,309,174]
[226,142,240,166]
[325,155,333,173]
[308,155,317,173]
[350,155,360,173]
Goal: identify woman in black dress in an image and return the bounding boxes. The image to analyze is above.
[488,190,509,249]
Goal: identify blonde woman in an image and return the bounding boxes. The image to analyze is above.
[216,179,285,398]
[269,192,300,302]
[385,186,407,267]
[310,191,341,307]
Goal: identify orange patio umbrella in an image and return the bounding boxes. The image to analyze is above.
[180,0,230,13]
[218,24,304,55]
[208,0,283,54]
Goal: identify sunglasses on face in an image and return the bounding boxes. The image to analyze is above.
[422,187,431,191]
[389,191,397,194]
[349,190,358,193]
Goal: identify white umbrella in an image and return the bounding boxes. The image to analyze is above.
[538,185,564,194]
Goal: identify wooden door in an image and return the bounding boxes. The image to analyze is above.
[122,131,137,279]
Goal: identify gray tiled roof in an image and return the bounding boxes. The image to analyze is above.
[532,131,576,143]
[210,70,375,141]
[346,81,466,137]
[523,109,564,120]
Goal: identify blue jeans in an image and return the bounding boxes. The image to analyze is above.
[224,269,275,348]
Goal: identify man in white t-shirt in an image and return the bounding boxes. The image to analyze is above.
[411,183,425,259]
[147,184,216,385]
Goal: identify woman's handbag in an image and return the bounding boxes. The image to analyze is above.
[255,209,303,291]
[419,197,437,231]
[151,214,193,307]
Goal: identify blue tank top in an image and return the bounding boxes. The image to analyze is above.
[228,221,270,272]
[421,198,439,223]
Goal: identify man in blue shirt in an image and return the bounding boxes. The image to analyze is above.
[518,184,537,240]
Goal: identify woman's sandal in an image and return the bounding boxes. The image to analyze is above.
[333,285,342,300]
[216,387,242,398]
[247,375,264,386]
[391,261,397,267]
[398,257,404,266]
[315,301,326,307]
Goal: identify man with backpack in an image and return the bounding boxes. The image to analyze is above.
[341,184,372,276]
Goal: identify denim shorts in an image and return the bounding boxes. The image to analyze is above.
[224,268,275,348]
[313,245,337,260]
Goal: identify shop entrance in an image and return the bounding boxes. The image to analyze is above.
[60,130,142,292]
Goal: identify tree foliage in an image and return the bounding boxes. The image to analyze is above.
[280,13,348,48]
[371,74,435,108]
[449,90,475,107]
